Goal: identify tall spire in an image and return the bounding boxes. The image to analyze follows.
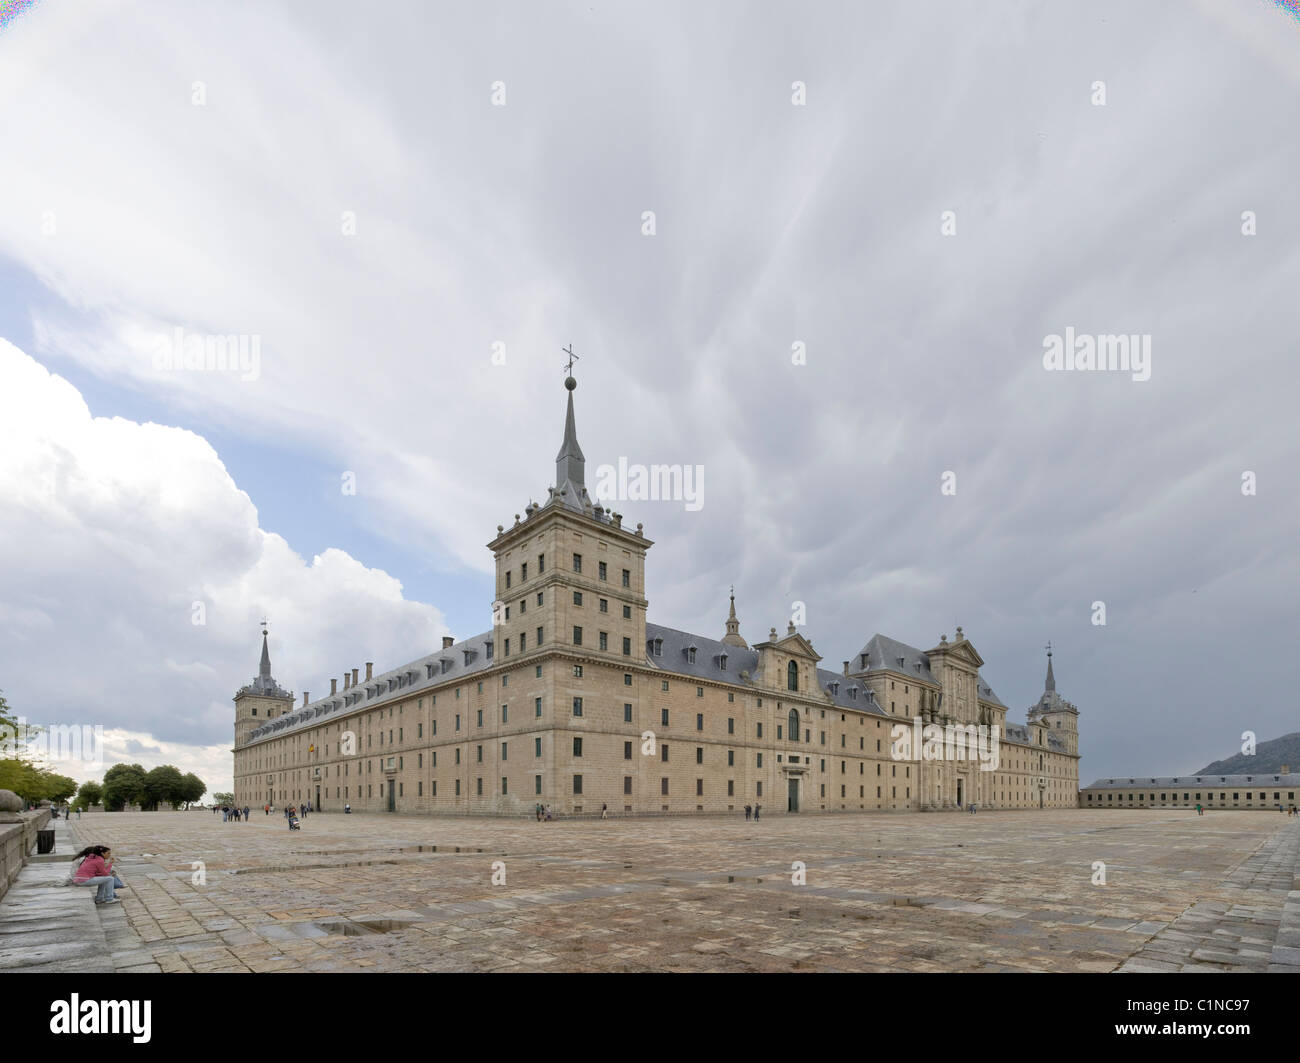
[552,353,589,511]
[259,624,272,680]
[1045,641,1055,692]
[722,585,748,648]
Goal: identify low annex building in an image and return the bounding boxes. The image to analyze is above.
[1079,771,1299,811]
[232,374,1081,815]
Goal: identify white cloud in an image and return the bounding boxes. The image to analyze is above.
[0,339,448,795]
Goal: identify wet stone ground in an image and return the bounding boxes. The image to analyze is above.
[14,809,1299,972]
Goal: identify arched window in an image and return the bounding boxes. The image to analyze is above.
[788,709,799,742]
[787,661,798,691]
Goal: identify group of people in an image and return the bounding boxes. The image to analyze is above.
[284,804,309,829]
[743,804,762,820]
[70,845,126,905]
[219,805,250,822]
[534,804,552,821]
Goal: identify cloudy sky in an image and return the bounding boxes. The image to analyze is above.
[1,0,1297,797]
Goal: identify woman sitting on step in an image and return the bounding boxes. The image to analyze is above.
[72,845,127,905]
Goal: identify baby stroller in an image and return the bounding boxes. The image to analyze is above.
[288,812,301,831]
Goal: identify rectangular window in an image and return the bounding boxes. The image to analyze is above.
[476,778,483,795]
[599,561,607,580]
[502,778,508,795]
[573,774,583,794]
[521,562,527,580]
[573,626,582,646]
[623,605,631,620]
[661,708,669,726]
[624,777,632,795]
[572,553,582,573]
[624,741,633,759]
[502,742,508,761]
[520,633,526,651]
[661,778,669,796]
[573,697,583,717]
[455,713,460,731]
[757,753,763,768]
[506,571,512,589]
[757,722,763,738]
[728,717,735,734]
[535,737,542,757]
[477,709,483,727]
[624,703,633,722]
[599,598,608,613]
[622,569,630,587]
[501,705,508,723]
[535,775,542,795]
[476,745,482,763]
[623,638,631,656]
[535,696,542,717]
[573,591,583,606]
[573,737,583,757]
[538,554,544,573]
[599,631,608,651]
[696,713,704,731]
[661,744,669,762]
[696,779,704,796]
[696,747,703,764]
[727,750,734,766]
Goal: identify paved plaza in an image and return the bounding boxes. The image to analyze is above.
[3,809,1298,973]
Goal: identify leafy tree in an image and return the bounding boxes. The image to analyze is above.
[42,772,77,803]
[102,763,148,811]
[212,792,235,806]
[178,773,206,809]
[75,781,104,808]
[141,765,184,810]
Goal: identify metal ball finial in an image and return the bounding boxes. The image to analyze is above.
[565,376,577,391]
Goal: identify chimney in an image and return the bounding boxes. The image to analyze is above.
[352,667,359,686]
[1284,764,1291,774]
[303,692,309,706]
[843,660,850,676]
[365,662,373,681]
[331,678,337,696]
[343,672,350,691]
[442,636,454,650]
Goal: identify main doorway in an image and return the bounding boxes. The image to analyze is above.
[956,778,963,807]
[387,779,396,812]
[788,778,799,813]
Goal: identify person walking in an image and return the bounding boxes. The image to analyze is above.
[744,804,752,821]
[242,806,249,821]
[601,803,608,820]
[754,803,761,821]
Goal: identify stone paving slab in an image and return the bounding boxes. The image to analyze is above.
[0,816,114,973]
[0,808,1296,972]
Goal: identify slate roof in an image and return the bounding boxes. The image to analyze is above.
[854,633,1009,709]
[243,629,497,744]
[1083,773,1300,790]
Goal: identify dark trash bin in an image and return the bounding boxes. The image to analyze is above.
[36,829,55,855]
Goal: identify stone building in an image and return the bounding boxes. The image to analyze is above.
[1079,771,1298,811]
[233,376,1080,815]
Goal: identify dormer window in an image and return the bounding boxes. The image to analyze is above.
[849,686,857,700]
[829,681,839,695]
[719,653,728,671]
[653,638,663,657]
[440,658,452,675]
[485,641,494,661]
[463,649,475,665]
[425,663,435,679]
[687,645,697,664]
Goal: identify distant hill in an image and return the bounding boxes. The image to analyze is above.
[1197,732,1300,775]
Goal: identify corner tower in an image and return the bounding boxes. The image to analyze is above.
[1029,642,1079,756]
[233,626,293,750]
[486,368,653,671]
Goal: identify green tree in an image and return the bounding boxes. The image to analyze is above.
[102,763,148,811]
[141,765,184,810]
[212,792,235,806]
[178,773,206,809]
[75,781,104,808]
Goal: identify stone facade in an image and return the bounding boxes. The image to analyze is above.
[233,379,1080,815]
[1080,771,1299,811]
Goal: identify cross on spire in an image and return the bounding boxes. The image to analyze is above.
[562,344,579,377]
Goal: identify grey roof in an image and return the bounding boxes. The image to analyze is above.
[854,633,1008,709]
[235,631,292,700]
[243,628,497,745]
[643,623,889,717]
[1002,722,1067,752]
[1084,773,1300,790]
